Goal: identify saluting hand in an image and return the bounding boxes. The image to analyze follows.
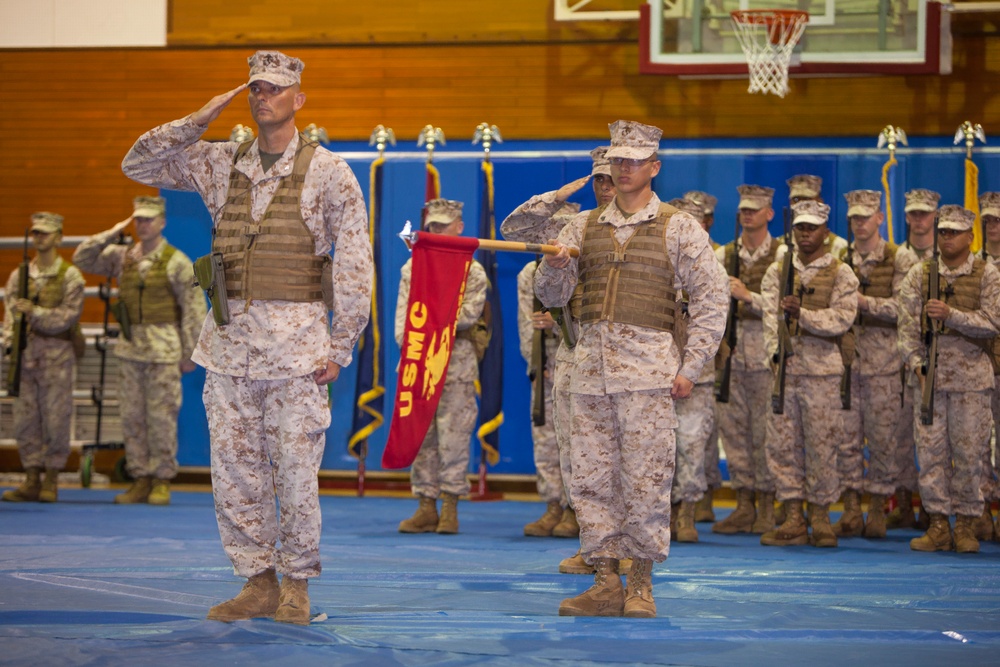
[554,176,591,203]
[110,217,133,236]
[190,84,249,127]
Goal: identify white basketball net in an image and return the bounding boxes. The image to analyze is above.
[730,10,808,98]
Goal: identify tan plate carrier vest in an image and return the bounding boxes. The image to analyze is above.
[119,245,181,325]
[30,258,80,342]
[578,202,679,332]
[793,258,855,365]
[724,237,781,320]
[921,257,1000,372]
[843,242,898,329]
[214,134,327,305]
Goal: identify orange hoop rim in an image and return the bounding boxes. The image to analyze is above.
[730,9,809,28]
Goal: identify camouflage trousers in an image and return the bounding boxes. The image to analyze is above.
[983,375,1000,501]
[13,355,74,471]
[704,415,722,490]
[892,378,920,493]
[530,370,565,505]
[838,369,903,497]
[672,382,715,502]
[119,358,181,480]
[411,379,477,499]
[718,369,774,493]
[553,358,574,509]
[204,372,330,579]
[915,388,990,517]
[570,388,677,563]
[765,374,842,506]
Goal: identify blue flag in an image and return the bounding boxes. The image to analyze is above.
[348,156,386,461]
[475,160,503,466]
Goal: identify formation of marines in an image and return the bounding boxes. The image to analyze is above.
[2,52,997,622]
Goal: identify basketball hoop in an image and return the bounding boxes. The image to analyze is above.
[730,9,809,98]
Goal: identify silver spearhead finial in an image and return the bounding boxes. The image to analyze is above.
[954,121,987,159]
[472,123,503,160]
[417,125,446,161]
[877,125,908,158]
[369,125,396,158]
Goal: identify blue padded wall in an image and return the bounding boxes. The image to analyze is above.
[161,136,1000,474]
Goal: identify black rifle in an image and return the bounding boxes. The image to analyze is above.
[6,230,30,397]
[840,217,856,411]
[919,216,940,425]
[715,211,741,403]
[529,269,548,427]
[772,207,795,415]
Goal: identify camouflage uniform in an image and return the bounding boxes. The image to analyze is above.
[672,363,716,502]
[893,243,933,496]
[714,235,784,498]
[517,260,564,505]
[3,258,85,471]
[839,238,917,498]
[535,194,728,563]
[897,253,1000,518]
[502,192,581,505]
[985,250,1000,504]
[73,234,206,480]
[395,258,486,499]
[122,117,373,579]
[762,253,859,506]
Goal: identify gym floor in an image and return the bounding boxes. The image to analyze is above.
[1,487,998,666]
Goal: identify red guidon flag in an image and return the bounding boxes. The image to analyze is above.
[382,231,481,469]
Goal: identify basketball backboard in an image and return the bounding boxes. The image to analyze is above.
[640,0,951,77]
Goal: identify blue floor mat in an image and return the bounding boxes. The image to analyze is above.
[1,489,998,666]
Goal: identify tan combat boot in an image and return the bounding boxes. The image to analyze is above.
[148,479,171,506]
[712,488,756,534]
[910,513,953,552]
[973,506,994,542]
[2,467,42,502]
[670,502,679,541]
[675,500,698,543]
[524,501,563,537]
[831,489,864,537]
[206,569,280,622]
[863,494,887,539]
[623,558,656,618]
[274,576,311,625]
[558,549,594,574]
[751,491,776,535]
[558,558,624,617]
[760,499,808,546]
[38,469,59,503]
[552,507,580,538]
[398,496,438,533]
[695,490,716,522]
[114,477,152,504]
[808,502,838,548]
[886,488,916,529]
[954,515,980,554]
[436,492,460,534]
